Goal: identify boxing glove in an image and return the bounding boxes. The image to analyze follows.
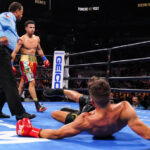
[42,56,50,68]
[11,61,17,75]
[16,118,41,138]
[43,59,50,68]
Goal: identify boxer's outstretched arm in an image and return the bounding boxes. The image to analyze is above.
[121,101,150,139]
[128,116,150,139]
[39,113,90,139]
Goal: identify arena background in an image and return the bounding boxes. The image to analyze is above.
[1,0,150,149]
[0,0,150,103]
[1,0,150,52]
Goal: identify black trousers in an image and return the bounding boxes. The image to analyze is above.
[0,45,25,116]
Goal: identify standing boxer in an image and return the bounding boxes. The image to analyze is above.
[11,20,50,112]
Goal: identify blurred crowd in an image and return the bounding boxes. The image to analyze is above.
[68,63,150,110]
[111,92,150,110]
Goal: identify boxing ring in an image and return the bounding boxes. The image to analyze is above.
[64,40,150,94]
[1,40,150,149]
[1,102,150,150]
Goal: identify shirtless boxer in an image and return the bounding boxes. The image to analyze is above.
[11,20,50,112]
[16,76,150,140]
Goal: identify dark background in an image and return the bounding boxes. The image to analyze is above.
[0,0,150,54]
[1,1,150,103]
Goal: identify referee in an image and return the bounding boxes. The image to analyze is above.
[0,2,36,120]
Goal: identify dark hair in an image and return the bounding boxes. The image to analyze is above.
[88,76,111,108]
[24,20,35,27]
[8,2,23,12]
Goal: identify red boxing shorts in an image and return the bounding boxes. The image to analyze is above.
[20,54,37,83]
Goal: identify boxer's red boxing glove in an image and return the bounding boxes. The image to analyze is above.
[44,59,50,68]
[16,118,41,138]
[11,61,17,75]
[12,66,17,75]
[42,56,50,68]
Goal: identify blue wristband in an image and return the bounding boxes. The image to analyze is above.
[11,61,14,66]
[42,56,47,61]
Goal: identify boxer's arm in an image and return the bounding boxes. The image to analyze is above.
[121,101,150,139]
[37,37,45,57]
[11,39,22,61]
[128,115,150,139]
[39,113,90,139]
[37,37,50,67]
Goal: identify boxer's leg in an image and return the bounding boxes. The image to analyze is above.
[51,110,78,124]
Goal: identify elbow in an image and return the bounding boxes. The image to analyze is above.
[143,135,150,140]
[139,133,150,140]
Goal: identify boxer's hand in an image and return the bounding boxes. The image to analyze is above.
[12,66,17,75]
[42,59,50,68]
[0,36,8,46]
[16,118,41,138]
[11,61,17,75]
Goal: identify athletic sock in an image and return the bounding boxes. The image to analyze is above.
[33,98,38,102]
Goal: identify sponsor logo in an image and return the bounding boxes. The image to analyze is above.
[54,56,62,88]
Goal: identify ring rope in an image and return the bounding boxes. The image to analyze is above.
[109,76,150,80]
[66,40,150,93]
[111,57,150,65]
[67,40,150,57]
[65,62,108,68]
[69,88,150,93]
[64,76,150,81]
[111,40,150,50]
[111,88,150,93]
[65,56,150,68]
[66,48,108,57]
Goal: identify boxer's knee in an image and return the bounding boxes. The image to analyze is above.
[29,80,35,87]
[51,110,60,119]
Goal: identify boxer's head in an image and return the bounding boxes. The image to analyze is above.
[88,76,111,108]
[24,20,35,35]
